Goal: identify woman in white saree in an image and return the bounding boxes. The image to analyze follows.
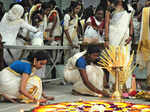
[136,6,150,88]
[105,0,134,91]
[64,44,109,97]
[0,51,54,103]
[83,6,105,44]
[63,1,81,64]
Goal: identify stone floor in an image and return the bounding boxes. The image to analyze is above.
[1,81,150,112]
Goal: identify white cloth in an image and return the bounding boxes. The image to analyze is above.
[84,17,104,43]
[0,68,42,100]
[19,12,29,38]
[64,51,104,96]
[63,14,79,45]
[63,14,80,63]
[47,10,62,38]
[30,31,44,46]
[7,4,24,21]
[0,5,38,65]
[0,13,37,45]
[108,10,132,89]
[0,4,37,45]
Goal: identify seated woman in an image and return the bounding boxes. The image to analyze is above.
[64,44,109,97]
[0,51,54,103]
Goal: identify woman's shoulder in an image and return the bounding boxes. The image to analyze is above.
[77,56,86,62]
[11,60,30,65]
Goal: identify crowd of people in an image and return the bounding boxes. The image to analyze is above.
[0,0,150,104]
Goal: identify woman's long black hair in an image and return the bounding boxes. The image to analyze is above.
[81,5,94,21]
[98,0,114,15]
[63,1,81,14]
[48,0,63,21]
[27,51,49,64]
[114,0,131,13]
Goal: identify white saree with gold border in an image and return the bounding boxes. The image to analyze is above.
[63,14,80,63]
[64,51,104,96]
[136,7,150,85]
[0,67,42,103]
[136,7,150,68]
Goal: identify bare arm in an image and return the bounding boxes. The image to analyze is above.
[20,73,36,101]
[64,29,73,45]
[104,11,110,47]
[105,11,110,41]
[125,16,134,45]
[20,73,48,103]
[129,17,134,38]
[63,14,74,46]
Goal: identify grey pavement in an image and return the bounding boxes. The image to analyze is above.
[1,81,150,112]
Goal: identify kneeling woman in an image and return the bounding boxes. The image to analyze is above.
[0,51,54,103]
[64,44,109,97]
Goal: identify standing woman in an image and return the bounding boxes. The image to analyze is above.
[63,1,81,64]
[47,0,62,43]
[83,6,105,44]
[0,51,54,103]
[105,0,134,91]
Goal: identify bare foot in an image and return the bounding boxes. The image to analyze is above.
[1,94,17,103]
[45,96,55,100]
